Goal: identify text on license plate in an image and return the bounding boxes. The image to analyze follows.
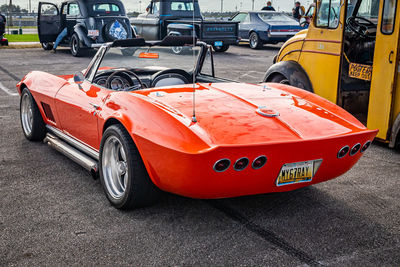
[214,41,223,47]
[88,30,99,37]
[276,160,322,186]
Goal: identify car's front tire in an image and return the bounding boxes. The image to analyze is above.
[41,42,53,50]
[70,33,86,57]
[99,125,160,210]
[20,88,46,141]
[249,32,263,49]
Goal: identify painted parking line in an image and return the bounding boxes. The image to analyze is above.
[0,81,18,96]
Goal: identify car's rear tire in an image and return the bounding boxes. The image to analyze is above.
[249,32,263,49]
[213,44,230,53]
[70,33,86,57]
[20,88,46,141]
[41,42,53,50]
[269,73,291,85]
[99,125,160,210]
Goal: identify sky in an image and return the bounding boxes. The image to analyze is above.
[7,0,312,13]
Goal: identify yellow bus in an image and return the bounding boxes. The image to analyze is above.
[264,0,400,148]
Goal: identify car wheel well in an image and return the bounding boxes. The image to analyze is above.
[389,112,400,149]
[103,118,124,134]
[18,83,28,95]
[265,72,287,82]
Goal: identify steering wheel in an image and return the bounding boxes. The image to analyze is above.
[105,69,145,91]
[346,16,376,38]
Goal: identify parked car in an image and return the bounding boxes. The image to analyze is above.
[130,0,239,53]
[231,11,303,49]
[37,0,134,56]
[17,36,377,210]
[0,13,8,46]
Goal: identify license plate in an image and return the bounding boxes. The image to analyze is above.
[214,41,223,47]
[88,30,99,37]
[276,160,322,186]
[349,63,372,81]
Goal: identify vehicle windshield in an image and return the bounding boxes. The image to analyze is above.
[98,46,201,74]
[258,13,295,22]
[171,2,194,11]
[353,0,380,21]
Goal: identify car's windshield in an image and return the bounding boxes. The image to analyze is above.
[354,0,380,21]
[258,13,295,22]
[98,46,201,74]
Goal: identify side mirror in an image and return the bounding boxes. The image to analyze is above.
[74,72,85,85]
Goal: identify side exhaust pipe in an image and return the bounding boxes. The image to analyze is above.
[44,133,99,178]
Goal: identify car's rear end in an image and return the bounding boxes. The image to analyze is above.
[84,0,133,44]
[256,12,303,43]
[130,82,378,199]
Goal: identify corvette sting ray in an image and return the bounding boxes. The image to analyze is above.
[18,36,377,209]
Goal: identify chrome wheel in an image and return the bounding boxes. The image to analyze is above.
[20,93,33,136]
[250,35,257,48]
[102,136,129,200]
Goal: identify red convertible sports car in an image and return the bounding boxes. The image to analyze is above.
[18,36,378,210]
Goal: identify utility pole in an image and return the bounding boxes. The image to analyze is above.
[29,0,31,13]
[252,0,255,11]
[220,0,223,13]
[9,0,13,27]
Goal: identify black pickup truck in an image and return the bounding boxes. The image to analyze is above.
[130,0,239,52]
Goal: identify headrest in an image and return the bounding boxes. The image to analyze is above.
[157,35,197,46]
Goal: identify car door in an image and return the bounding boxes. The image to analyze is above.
[367,0,400,141]
[231,13,251,40]
[55,80,110,150]
[38,2,60,43]
[66,2,81,35]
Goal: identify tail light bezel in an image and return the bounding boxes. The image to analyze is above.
[252,155,267,170]
[337,146,350,159]
[213,159,231,173]
[350,143,361,156]
[361,141,371,153]
[234,157,250,171]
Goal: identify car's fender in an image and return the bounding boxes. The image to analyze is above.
[264,60,313,92]
[74,24,93,47]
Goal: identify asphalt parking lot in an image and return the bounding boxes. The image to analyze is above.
[0,45,399,266]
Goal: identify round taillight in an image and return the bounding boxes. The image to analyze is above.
[234,157,249,171]
[337,146,350,159]
[361,141,371,153]
[350,143,361,156]
[252,156,267,169]
[213,159,230,172]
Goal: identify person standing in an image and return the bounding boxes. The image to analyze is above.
[292,1,303,21]
[0,13,6,37]
[262,1,275,11]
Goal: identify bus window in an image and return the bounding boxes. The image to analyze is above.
[316,0,341,28]
[381,0,397,34]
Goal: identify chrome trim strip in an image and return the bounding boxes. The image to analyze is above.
[46,125,99,160]
[213,159,231,173]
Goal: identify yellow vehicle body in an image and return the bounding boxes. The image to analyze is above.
[265,0,400,148]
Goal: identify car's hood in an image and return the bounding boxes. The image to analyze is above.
[134,82,367,146]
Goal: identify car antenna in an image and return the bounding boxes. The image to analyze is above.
[191,0,197,123]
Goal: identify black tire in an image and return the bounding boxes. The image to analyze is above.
[269,73,291,85]
[70,33,86,57]
[99,125,160,210]
[213,44,230,53]
[19,88,46,141]
[41,42,53,50]
[249,32,263,49]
